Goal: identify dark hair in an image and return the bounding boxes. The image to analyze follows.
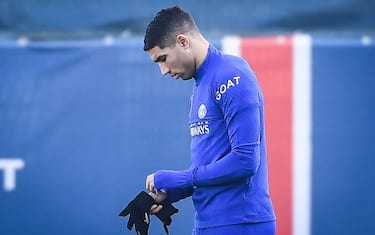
[143,6,199,51]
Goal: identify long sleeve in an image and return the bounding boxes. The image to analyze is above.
[165,187,194,203]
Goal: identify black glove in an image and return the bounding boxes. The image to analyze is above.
[155,199,179,234]
[119,191,154,235]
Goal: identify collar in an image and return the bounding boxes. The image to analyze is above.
[194,44,218,85]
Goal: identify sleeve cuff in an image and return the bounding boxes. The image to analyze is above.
[154,168,195,191]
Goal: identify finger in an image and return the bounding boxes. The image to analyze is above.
[148,191,156,200]
[147,183,154,193]
[150,204,158,212]
[146,174,155,192]
[151,205,163,214]
[145,175,149,191]
[150,204,163,214]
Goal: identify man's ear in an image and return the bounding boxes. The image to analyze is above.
[176,34,189,48]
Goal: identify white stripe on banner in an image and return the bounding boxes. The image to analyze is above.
[292,34,312,235]
[222,36,241,56]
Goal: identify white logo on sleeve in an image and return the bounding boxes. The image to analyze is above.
[215,76,240,100]
[198,104,207,119]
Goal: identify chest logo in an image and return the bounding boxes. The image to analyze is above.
[198,104,207,119]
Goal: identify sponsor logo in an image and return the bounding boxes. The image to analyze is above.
[190,104,209,137]
[190,121,210,137]
[215,76,240,100]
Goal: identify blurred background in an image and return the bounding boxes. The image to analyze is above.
[0,1,374,235]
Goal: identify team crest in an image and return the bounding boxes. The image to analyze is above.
[198,104,207,119]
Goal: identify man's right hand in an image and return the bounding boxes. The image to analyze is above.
[148,191,167,214]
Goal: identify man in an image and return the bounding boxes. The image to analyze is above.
[144,6,276,235]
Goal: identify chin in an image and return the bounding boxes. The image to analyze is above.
[181,74,193,80]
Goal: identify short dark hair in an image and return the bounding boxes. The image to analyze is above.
[143,6,199,51]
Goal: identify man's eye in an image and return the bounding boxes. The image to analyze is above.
[159,55,166,62]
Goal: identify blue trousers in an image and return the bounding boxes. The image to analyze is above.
[192,221,276,235]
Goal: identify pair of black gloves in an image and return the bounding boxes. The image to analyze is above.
[119,191,178,235]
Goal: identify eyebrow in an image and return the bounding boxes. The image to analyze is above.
[154,54,166,63]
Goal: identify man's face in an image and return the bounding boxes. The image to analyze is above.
[148,43,195,80]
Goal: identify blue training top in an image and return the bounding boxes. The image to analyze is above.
[154,45,276,228]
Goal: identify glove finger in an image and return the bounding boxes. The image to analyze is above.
[119,201,133,216]
[155,200,179,226]
[163,224,169,235]
[127,214,135,230]
[156,213,172,226]
[165,202,179,214]
[135,213,150,235]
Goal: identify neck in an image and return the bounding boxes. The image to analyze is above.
[193,34,210,70]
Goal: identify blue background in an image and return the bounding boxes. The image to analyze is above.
[312,37,375,235]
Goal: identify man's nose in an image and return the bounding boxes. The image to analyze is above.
[158,63,170,76]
